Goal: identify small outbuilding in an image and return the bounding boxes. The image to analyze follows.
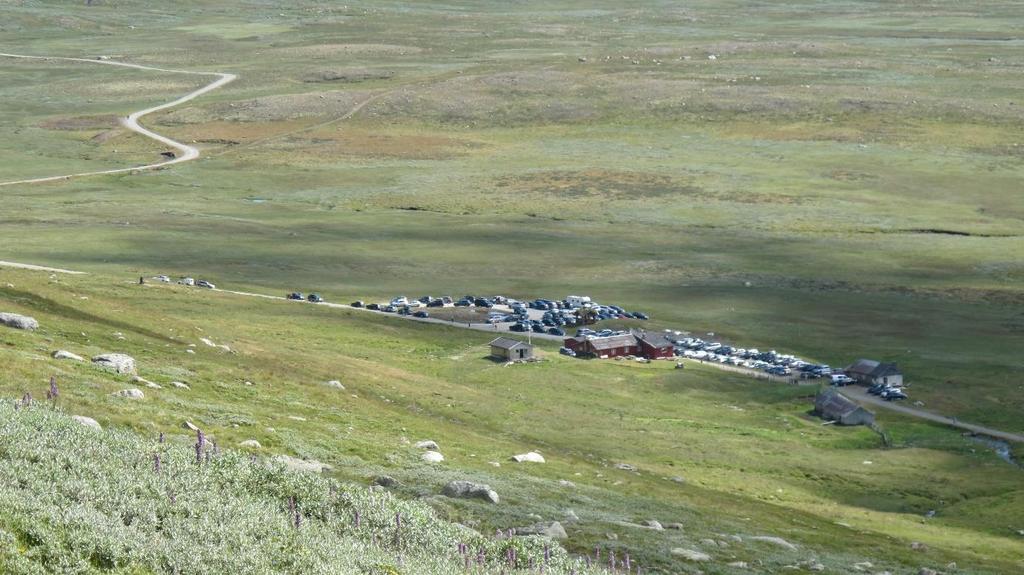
[845,359,902,387]
[489,337,534,361]
[814,388,875,426]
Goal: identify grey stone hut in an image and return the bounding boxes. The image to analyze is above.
[489,337,534,361]
[845,359,903,387]
[814,388,875,426]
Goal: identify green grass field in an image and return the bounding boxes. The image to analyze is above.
[1,0,1023,573]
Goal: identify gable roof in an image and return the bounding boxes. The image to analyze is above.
[489,337,531,350]
[589,334,638,351]
[815,388,862,418]
[846,359,900,378]
[634,330,674,349]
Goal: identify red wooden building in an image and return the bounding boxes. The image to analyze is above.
[564,330,677,360]
[635,331,675,359]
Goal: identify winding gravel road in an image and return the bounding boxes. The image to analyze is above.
[0,53,235,187]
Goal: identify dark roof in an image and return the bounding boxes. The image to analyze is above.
[634,330,674,349]
[846,359,900,378]
[489,337,531,350]
[815,388,861,418]
[588,334,638,351]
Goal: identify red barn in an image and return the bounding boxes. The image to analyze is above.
[564,334,638,358]
[635,331,676,360]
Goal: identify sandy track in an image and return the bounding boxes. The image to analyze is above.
[0,53,235,187]
[0,260,86,274]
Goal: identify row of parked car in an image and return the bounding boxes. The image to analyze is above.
[869,382,908,401]
[154,275,215,289]
[288,292,324,303]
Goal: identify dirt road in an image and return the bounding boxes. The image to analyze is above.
[842,385,1024,443]
[0,53,235,187]
[0,261,86,275]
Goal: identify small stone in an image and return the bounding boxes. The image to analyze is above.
[441,480,498,503]
[182,421,199,431]
[71,415,102,430]
[421,450,444,463]
[112,388,143,400]
[918,569,937,575]
[671,548,711,562]
[415,440,439,450]
[910,542,928,551]
[605,532,618,540]
[666,522,684,530]
[644,520,664,531]
[853,562,873,572]
[272,454,331,474]
[700,538,717,547]
[52,350,84,361]
[946,563,957,570]
[809,563,825,572]
[239,439,261,448]
[614,463,637,472]
[728,562,749,569]
[564,509,579,522]
[558,479,575,488]
[373,475,399,488]
[171,381,190,390]
[669,475,686,483]
[324,380,345,389]
[750,536,798,551]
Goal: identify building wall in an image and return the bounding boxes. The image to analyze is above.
[839,408,875,426]
[879,374,903,387]
[490,346,511,360]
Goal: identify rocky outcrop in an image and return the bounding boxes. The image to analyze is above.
[0,313,38,330]
[441,480,499,503]
[92,353,136,374]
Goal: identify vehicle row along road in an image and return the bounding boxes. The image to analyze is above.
[1,259,1021,443]
[0,53,235,187]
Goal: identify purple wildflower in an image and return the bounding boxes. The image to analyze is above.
[47,376,59,401]
[154,453,161,473]
[194,442,202,465]
[353,509,361,528]
[159,432,165,443]
[544,545,550,565]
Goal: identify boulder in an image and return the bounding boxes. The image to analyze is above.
[511,451,545,463]
[671,548,711,562]
[750,536,798,551]
[442,480,499,504]
[564,509,580,522]
[92,353,136,374]
[516,521,567,540]
[171,381,190,390]
[112,388,144,400]
[910,542,928,551]
[644,520,664,531]
[131,375,162,389]
[324,380,345,389]
[853,562,874,572]
[421,451,444,463]
[272,454,331,474]
[182,420,199,431]
[0,313,38,330]
[415,440,439,450]
[558,479,575,488]
[52,350,84,361]
[614,463,637,471]
[239,440,262,449]
[666,522,684,530]
[809,563,825,572]
[71,415,102,431]
[728,562,749,569]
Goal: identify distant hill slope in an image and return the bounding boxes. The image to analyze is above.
[0,401,584,575]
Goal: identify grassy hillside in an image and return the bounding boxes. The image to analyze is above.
[1,268,1021,574]
[0,399,583,575]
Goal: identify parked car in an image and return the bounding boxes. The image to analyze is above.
[307,293,323,303]
[559,347,576,357]
[351,300,364,308]
[427,299,445,307]
[366,303,382,311]
[390,296,409,306]
[548,327,565,336]
[287,292,304,300]
[383,305,398,313]
[196,280,215,289]
[154,275,171,283]
[179,277,196,286]
[831,374,855,386]
[509,323,528,332]
[417,296,432,304]
[413,311,429,318]
[397,306,411,315]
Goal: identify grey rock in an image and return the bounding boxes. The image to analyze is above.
[910,542,928,551]
[750,535,798,551]
[182,420,199,431]
[666,522,684,530]
[728,562,749,569]
[564,508,580,522]
[669,475,686,483]
[415,440,439,450]
[324,380,345,389]
[71,415,101,431]
[918,569,937,575]
[52,350,84,361]
[0,312,38,330]
[171,381,190,390]
[239,439,262,449]
[614,463,637,471]
[671,548,711,561]
[112,388,144,400]
[558,479,576,488]
[421,450,444,463]
[809,563,825,572]
[700,538,717,547]
[510,451,545,463]
[516,521,567,540]
[92,353,136,374]
[644,520,664,531]
[853,562,874,572]
[441,480,499,504]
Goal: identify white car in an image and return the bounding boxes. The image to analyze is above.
[154,275,171,283]
[179,277,195,286]
[390,296,408,306]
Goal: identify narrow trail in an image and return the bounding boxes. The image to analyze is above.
[0,53,235,187]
